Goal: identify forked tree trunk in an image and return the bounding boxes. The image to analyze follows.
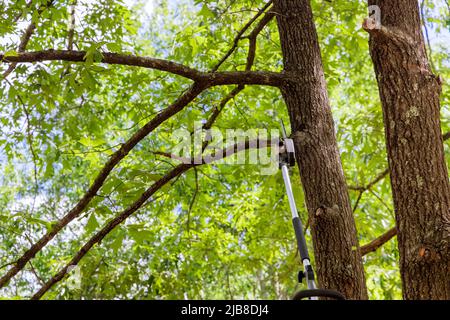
[273,0,368,299]
[364,0,450,299]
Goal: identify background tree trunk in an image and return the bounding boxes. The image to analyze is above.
[365,0,450,299]
[273,0,368,299]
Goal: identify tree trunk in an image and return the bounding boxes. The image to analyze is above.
[273,0,368,299]
[365,0,450,299]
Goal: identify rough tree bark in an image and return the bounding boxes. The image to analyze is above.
[273,0,368,299]
[364,0,450,299]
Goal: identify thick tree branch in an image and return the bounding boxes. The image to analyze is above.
[361,227,397,256]
[0,50,285,87]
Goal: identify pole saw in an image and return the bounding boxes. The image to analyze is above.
[278,121,345,300]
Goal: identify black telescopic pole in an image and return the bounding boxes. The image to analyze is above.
[279,121,317,298]
[280,150,317,296]
[279,122,345,301]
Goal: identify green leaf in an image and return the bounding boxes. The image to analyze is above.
[79,136,106,147]
[86,214,100,233]
[3,50,18,57]
[129,229,152,245]
[110,233,125,253]
[106,42,122,52]
[199,4,214,18]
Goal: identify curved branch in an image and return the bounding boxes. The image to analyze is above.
[245,11,274,70]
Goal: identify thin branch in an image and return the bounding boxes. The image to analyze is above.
[420,0,435,72]
[368,188,393,213]
[12,1,34,23]
[245,11,275,70]
[0,261,16,271]
[352,191,363,213]
[186,167,199,233]
[202,9,274,130]
[361,227,397,256]
[2,1,53,79]
[203,86,244,130]
[212,0,272,72]
[67,0,77,51]
[348,168,389,192]
[28,261,45,286]
[21,100,39,210]
[61,143,122,155]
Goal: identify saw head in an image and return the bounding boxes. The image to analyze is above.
[279,120,296,167]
